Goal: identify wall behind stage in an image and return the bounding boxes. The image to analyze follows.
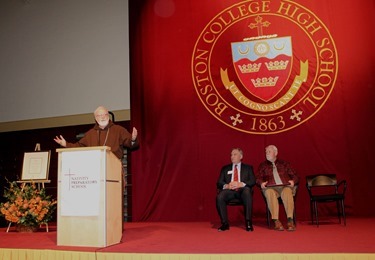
[129,0,375,221]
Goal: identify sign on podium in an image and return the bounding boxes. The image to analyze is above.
[56,146,122,247]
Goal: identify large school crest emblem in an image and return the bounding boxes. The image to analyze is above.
[192,0,338,134]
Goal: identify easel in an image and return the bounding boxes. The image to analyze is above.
[6,143,51,232]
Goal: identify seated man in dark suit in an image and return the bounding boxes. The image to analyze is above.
[216,148,256,232]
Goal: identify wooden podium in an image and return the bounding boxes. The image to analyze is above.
[56,146,123,247]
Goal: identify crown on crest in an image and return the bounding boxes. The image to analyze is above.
[265,60,289,71]
[238,63,261,73]
[251,76,279,87]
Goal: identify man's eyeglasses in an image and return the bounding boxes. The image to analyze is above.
[95,113,108,118]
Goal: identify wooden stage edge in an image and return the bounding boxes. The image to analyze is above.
[0,249,374,260]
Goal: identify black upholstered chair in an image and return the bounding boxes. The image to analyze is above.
[306,174,347,227]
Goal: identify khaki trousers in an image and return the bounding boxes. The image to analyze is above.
[263,186,295,219]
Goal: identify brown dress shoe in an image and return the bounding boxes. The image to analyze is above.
[274,220,284,231]
[287,221,296,231]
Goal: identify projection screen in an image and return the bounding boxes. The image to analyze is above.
[0,0,130,132]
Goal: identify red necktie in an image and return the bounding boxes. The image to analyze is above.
[234,165,239,182]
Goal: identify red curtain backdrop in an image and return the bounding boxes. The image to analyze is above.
[129,0,375,221]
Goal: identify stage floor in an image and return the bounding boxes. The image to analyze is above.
[1,217,374,255]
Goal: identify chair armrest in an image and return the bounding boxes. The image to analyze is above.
[305,183,313,197]
[336,180,347,194]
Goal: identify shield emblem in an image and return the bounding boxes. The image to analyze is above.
[231,37,292,102]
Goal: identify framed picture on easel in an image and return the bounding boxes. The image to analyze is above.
[21,151,51,181]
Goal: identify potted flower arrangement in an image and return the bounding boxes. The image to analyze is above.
[0,181,57,232]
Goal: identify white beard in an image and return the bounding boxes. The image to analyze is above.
[98,119,109,128]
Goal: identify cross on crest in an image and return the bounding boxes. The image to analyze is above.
[290,109,303,121]
[230,113,243,126]
[249,16,271,36]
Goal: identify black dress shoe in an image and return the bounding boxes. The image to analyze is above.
[246,221,254,232]
[218,223,229,232]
